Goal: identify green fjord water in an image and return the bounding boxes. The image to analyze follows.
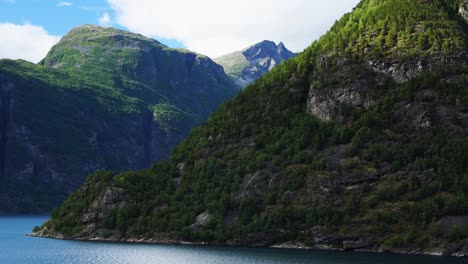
[0,216,464,264]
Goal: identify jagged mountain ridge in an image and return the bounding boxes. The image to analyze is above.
[0,25,239,213]
[214,40,296,87]
[36,0,468,257]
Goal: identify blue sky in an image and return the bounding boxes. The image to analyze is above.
[0,0,184,48]
[0,0,360,62]
[0,0,112,36]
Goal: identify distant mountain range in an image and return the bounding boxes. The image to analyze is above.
[214,41,296,87]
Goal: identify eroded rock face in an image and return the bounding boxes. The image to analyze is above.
[367,60,424,84]
[438,216,468,234]
[82,187,126,223]
[396,102,433,131]
[307,52,466,122]
[368,55,465,83]
[307,78,379,122]
[190,211,211,229]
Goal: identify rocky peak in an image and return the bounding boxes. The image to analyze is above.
[242,40,295,64]
[215,40,296,87]
[242,40,278,61]
[276,42,292,57]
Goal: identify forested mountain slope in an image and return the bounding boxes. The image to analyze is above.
[36,0,468,256]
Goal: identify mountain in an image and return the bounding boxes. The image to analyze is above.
[35,0,468,256]
[214,40,296,87]
[0,25,239,213]
[41,25,239,125]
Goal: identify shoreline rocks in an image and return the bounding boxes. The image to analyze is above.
[27,232,467,258]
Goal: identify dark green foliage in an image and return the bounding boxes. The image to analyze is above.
[446,225,468,242]
[41,0,468,251]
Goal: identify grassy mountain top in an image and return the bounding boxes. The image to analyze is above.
[214,52,250,79]
[317,0,466,59]
[51,24,164,46]
[40,24,238,126]
[37,0,468,255]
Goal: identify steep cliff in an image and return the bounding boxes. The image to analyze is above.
[36,0,467,257]
[0,25,239,213]
[0,75,12,178]
[214,41,296,87]
[41,25,239,120]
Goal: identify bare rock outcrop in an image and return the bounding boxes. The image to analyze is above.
[460,1,468,23]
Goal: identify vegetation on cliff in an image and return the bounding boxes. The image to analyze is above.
[38,0,468,255]
[0,25,239,213]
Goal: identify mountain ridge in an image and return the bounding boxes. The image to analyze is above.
[214,40,296,87]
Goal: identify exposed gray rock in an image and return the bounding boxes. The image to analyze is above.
[81,187,127,222]
[307,79,378,122]
[460,1,468,23]
[215,40,296,87]
[270,241,311,249]
[396,102,433,131]
[191,211,211,229]
[439,239,468,257]
[307,52,466,123]
[368,55,466,83]
[367,60,424,83]
[343,238,372,250]
[438,216,468,234]
[459,240,468,256]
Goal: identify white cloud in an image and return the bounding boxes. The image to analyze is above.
[107,0,360,57]
[79,6,110,11]
[0,23,61,63]
[99,12,112,27]
[58,1,73,7]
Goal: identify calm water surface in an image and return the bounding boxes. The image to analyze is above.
[0,216,465,264]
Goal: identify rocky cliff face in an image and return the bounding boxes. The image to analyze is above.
[214,41,296,87]
[460,0,468,23]
[0,75,12,178]
[306,53,467,122]
[0,25,239,213]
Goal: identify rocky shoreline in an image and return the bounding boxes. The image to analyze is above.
[28,232,467,258]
